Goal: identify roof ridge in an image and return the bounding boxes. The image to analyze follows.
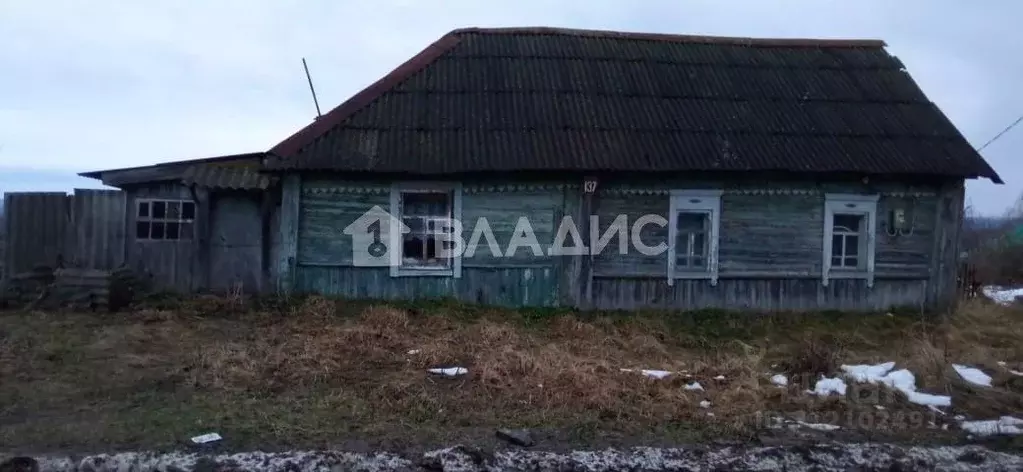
[451,26,887,49]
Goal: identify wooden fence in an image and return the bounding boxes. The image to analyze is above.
[1,189,127,278]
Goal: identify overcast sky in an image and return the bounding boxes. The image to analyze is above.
[1,0,1019,215]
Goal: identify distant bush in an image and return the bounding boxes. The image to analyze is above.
[962,213,1023,285]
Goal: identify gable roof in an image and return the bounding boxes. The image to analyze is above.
[267,27,1002,183]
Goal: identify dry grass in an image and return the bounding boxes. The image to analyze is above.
[2,295,1023,452]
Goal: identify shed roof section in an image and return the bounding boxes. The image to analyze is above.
[267,27,1001,183]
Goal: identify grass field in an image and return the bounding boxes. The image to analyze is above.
[2,294,1023,454]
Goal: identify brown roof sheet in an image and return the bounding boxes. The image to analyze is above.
[266,27,1001,183]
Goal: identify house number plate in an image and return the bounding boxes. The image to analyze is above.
[584,179,598,193]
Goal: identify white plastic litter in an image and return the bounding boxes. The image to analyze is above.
[427,367,467,376]
[953,364,992,387]
[619,368,671,379]
[190,433,222,444]
[684,382,704,391]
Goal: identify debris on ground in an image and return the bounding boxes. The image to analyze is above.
[495,428,535,447]
[427,367,467,377]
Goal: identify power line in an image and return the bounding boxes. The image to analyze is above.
[977,113,1023,152]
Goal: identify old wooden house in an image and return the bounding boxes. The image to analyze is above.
[82,27,1002,312]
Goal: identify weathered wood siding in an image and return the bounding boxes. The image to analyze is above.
[208,192,263,292]
[125,184,202,292]
[2,190,126,277]
[277,175,964,312]
[290,179,562,306]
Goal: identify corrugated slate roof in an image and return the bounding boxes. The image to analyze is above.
[267,27,1002,183]
[181,164,276,190]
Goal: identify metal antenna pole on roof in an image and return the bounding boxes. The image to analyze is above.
[302,58,322,119]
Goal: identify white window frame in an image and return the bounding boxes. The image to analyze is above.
[822,193,879,287]
[389,182,463,278]
[135,198,196,241]
[667,189,722,286]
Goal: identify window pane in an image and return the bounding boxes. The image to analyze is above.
[692,232,706,257]
[691,256,705,267]
[845,256,859,268]
[152,201,166,219]
[846,235,859,256]
[403,192,449,216]
[833,214,862,233]
[179,223,194,239]
[137,202,149,218]
[403,235,425,259]
[677,255,690,267]
[150,222,166,239]
[831,234,844,257]
[182,202,196,220]
[165,222,180,239]
[831,256,843,267]
[677,212,707,232]
[166,201,181,219]
[136,222,150,239]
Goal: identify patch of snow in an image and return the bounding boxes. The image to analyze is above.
[796,421,841,431]
[841,362,896,383]
[953,364,992,387]
[841,362,951,407]
[809,376,847,396]
[713,375,726,380]
[996,361,1023,376]
[960,416,1023,436]
[954,415,966,421]
[770,374,788,387]
[998,361,1007,366]
[427,367,467,377]
[928,405,946,416]
[706,412,715,417]
[407,349,420,355]
[875,405,886,410]
[699,400,711,408]
[684,382,704,391]
[983,286,1023,305]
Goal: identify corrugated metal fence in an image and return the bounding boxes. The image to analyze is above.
[2,189,126,278]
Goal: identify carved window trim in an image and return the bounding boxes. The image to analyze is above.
[822,194,879,288]
[667,190,722,286]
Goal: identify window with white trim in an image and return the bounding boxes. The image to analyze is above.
[136,199,195,240]
[389,183,462,277]
[822,194,878,287]
[667,190,722,286]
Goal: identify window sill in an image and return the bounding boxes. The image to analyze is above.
[672,272,715,279]
[392,268,454,278]
[828,270,871,279]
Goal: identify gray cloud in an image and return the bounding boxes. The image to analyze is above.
[1,0,1019,214]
